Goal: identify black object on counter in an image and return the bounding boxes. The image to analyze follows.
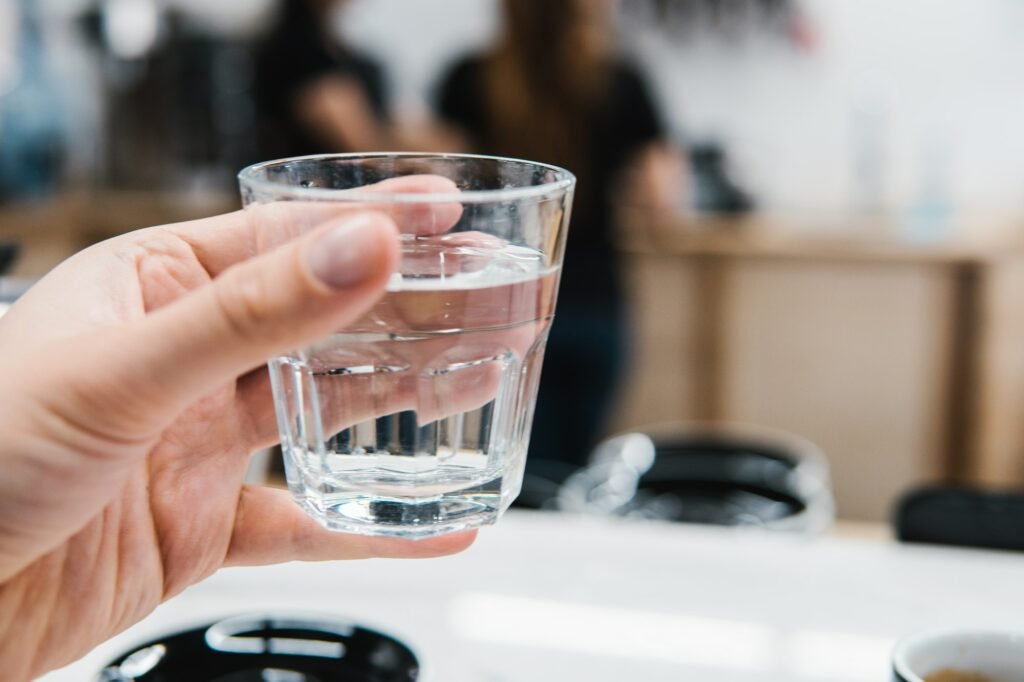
[560,429,832,533]
[689,142,755,215]
[896,486,1024,552]
[97,614,419,682]
[632,434,808,525]
[0,242,18,275]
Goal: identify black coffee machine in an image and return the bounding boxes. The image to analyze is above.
[97,615,420,682]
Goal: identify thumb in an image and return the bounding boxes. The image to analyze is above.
[71,210,400,439]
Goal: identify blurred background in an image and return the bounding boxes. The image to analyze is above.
[3,0,1024,524]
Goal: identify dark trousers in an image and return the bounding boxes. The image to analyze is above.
[526,303,627,477]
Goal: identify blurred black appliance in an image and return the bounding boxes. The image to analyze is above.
[895,485,1024,552]
[97,614,419,682]
[77,6,258,192]
[689,142,755,215]
[559,427,833,533]
[0,242,19,275]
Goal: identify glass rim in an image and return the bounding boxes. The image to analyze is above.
[238,152,577,204]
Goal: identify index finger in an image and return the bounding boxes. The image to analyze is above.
[166,175,464,277]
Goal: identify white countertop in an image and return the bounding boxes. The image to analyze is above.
[43,510,1024,681]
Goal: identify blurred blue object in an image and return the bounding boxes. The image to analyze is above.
[0,0,67,201]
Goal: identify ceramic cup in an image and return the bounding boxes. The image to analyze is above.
[892,629,1024,681]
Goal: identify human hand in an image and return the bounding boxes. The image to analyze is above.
[0,176,475,680]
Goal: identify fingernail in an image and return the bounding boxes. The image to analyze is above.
[307,216,388,290]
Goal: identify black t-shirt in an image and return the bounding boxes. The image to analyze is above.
[437,55,665,306]
[253,6,386,161]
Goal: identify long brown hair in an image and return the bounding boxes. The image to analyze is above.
[484,0,615,198]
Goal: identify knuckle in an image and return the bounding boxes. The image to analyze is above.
[214,269,275,339]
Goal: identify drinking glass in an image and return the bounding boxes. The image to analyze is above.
[238,154,574,538]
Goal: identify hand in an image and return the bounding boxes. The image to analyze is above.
[0,177,475,680]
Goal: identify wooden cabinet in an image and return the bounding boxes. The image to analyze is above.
[611,212,1024,520]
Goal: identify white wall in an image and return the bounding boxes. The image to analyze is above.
[341,0,1024,216]
[634,0,1024,214]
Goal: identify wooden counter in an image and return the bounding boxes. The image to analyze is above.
[0,189,240,277]
[612,210,1024,520]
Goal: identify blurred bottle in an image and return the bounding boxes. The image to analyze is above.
[0,0,67,202]
[905,131,954,243]
[848,97,888,218]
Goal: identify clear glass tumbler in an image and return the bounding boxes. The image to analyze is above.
[238,154,574,538]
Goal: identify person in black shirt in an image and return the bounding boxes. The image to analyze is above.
[436,0,685,477]
[253,0,390,159]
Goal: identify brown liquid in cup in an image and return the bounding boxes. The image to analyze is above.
[924,669,993,682]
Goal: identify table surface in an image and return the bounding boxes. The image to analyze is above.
[619,209,1024,265]
[43,511,1024,682]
